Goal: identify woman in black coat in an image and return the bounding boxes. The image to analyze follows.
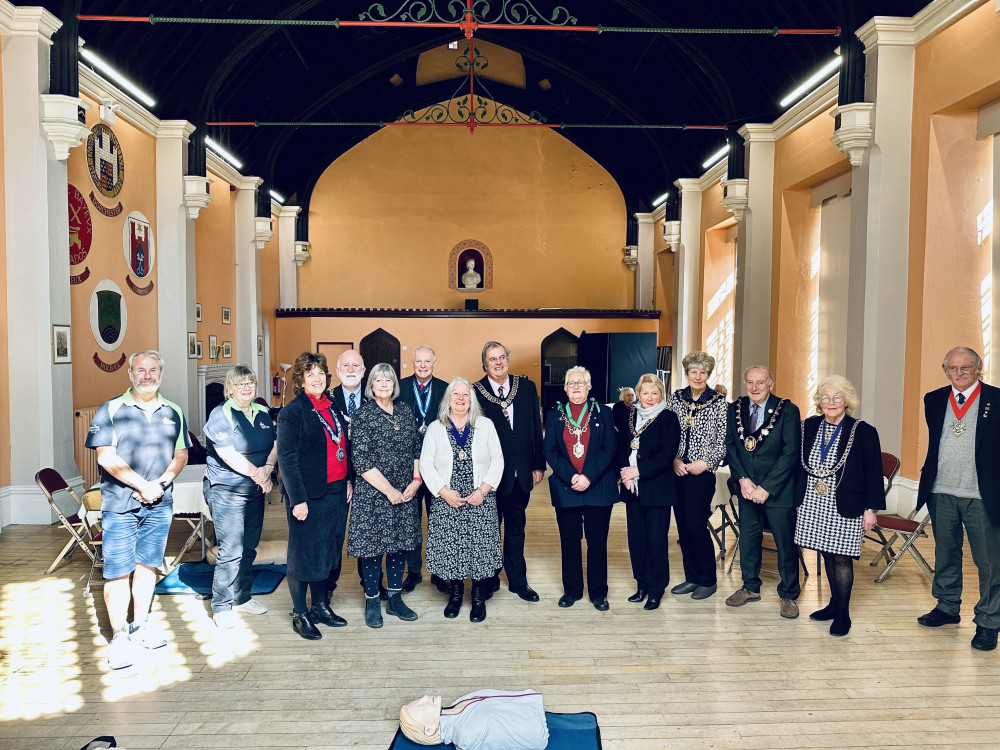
[543,367,619,611]
[616,373,681,610]
[794,374,884,637]
[277,351,351,640]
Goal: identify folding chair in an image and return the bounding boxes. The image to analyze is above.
[36,468,95,574]
[79,489,104,596]
[162,512,209,576]
[865,451,934,583]
[724,478,809,577]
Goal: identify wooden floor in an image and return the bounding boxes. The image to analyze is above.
[2,483,999,750]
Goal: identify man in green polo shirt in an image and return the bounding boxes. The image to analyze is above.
[86,350,191,669]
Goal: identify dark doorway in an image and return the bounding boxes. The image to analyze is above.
[359,328,401,392]
[540,328,579,412]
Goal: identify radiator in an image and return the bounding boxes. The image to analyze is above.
[74,406,101,490]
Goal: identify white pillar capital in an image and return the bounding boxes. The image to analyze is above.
[5,6,61,40]
[183,175,213,220]
[236,175,263,192]
[294,240,311,267]
[739,123,777,143]
[856,16,916,53]
[720,178,750,222]
[155,119,196,142]
[40,94,91,160]
[830,102,875,167]
[674,177,703,195]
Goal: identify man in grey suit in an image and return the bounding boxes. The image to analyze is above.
[724,366,802,619]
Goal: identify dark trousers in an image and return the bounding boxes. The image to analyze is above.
[555,504,613,600]
[205,481,266,613]
[405,486,434,574]
[674,472,717,587]
[496,483,531,590]
[736,498,800,600]
[928,492,1000,629]
[624,493,671,598]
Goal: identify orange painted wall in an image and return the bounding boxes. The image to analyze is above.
[0,46,8,486]
[903,2,1000,478]
[653,217,675,346]
[301,118,630,310]
[260,210,280,403]
[274,315,659,390]
[68,95,159,408]
[770,109,848,414]
[195,171,236,365]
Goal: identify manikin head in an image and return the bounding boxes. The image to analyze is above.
[399,695,442,745]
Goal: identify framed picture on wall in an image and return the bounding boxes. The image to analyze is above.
[257,336,263,356]
[222,307,231,325]
[195,303,202,322]
[223,341,232,358]
[52,324,71,364]
[196,340,203,358]
[187,332,198,359]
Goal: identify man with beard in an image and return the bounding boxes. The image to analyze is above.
[86,350,191,669]
[474,341,545,602]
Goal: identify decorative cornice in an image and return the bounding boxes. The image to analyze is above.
[699,159,728,191]
[294,241,311,267]
[5,6,61,40]
[78,64,160,137]
[40,95,91,160]
[772,77,839,140]
[278,205,301,219]
[913,0,983,44]
[622,245,639,270]
[183,175,213,220]
[634,212,655,225]
[236,175,263,192]
[156,119,196,141]
[651,203,666,222]
[254,216,274,249]
[674,177,703,194]
[207,155,245,189]
[277,307,662,320]
[720,178,750,222]
[739,123,777,143]
[830,102,875,167]
[857,16,917,54]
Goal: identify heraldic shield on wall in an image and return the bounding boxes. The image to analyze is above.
[123,211,155,279]
[86,123,125,199]
[89,279,128,352]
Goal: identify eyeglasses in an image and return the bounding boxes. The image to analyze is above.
[946,366,975,374]
[235,382,256,390]
[566,381,588,388]
[820,395,844,404]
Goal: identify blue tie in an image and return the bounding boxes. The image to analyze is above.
[750,403,760,432]
[348,392,356,418]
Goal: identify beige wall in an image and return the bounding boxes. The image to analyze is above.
[68,95,159,409]
[0,45,8,485]
[195,171,236,365]
[701,221,737,394]
[301,116,630,310]
[653,217,675,347]
[260,211,280,403]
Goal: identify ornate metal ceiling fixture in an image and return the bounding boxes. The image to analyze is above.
[359,0,577,27]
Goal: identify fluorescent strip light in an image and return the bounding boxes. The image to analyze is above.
[701,144,730,170]
[652,191,670,208]
[205,137,244,170]
[79,47,156,108]
[780,56,841,108]
[269,190,285,203]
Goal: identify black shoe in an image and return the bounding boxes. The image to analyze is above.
[830,614,852,637]
[809,602,837,622]
[402,571,422,593]
[378,585,389,601]
[917,607,961,627]
[972,626,999,651]
[291,612,322,640]
[365,597,383,629]
[484,576,500,600]
[691,584,717,600]
[558,594,580,608]
[592,598,609,611]
[627,588,647,603]
[643,595,662,610]
[309,602,347,627]
[386,593,418,621]
[470,582,487,623]
[511,585,540,603]
[444,581,464,619]
[670,581,698,595]
[431,573,449,593]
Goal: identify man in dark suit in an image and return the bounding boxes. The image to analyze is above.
[474,340,545,602]
[724,366,802,619]
[397,344,448,592]
[916,346,1000,652]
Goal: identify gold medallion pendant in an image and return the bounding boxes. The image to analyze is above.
[744,436,757,452]
[814,479,829,497]
[630,438,640,450]
[573,442,585,459]
[336,449,345,462]
[684,415,695,427]
[952,420,966,437]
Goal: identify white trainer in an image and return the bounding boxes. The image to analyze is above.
[130,622,168,649]
[235,598,268,615]
[213,610,238,629]
[107,632,133,670]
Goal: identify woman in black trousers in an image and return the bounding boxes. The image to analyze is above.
[543,367,619,611]
[617,373,680,610]
[277,352,351,640]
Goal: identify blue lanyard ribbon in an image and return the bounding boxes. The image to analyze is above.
[449,419,471,448]
[413,380,432,420]
[818,420,844,465]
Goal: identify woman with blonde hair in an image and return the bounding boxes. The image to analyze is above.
[795,374,884,637]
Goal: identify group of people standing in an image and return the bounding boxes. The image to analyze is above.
[88,341,1000,669]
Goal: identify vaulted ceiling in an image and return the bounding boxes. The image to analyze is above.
[47,1,930,215]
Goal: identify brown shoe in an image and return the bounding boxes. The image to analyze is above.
[780,598,799,619]
[725,588,761,607]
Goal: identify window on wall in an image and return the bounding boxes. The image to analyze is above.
[704,224,737,396]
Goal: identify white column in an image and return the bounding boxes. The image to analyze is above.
[155,121,199,430]
[734,124,776,376]
[1,8,79,526]
[634,212,656,309]
[848,18,916,460]
[673,179,703,387]
[277,205,301,309]
[234,177,263,377]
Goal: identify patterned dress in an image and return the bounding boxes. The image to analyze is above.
[425,426,503,580]
[347,400,422,558]
[794,425,863,558]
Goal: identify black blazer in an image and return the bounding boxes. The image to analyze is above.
[475,375,545,495]
[277,391,351,506]
[611,400,632,434]
[725,395,801,507]
[543,403,619,509]
[795,415,884,518]
[397,375,448,432]
[917,382,1000,523]
[329,384,368,431]
[614,408,680,508]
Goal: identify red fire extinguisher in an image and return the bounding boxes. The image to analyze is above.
[272,371,282,397]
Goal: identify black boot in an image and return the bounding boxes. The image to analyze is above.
[431,573,449,593]
[470,581,487,623]
[310,601,347,627]
[291,611,322,640]
[386,592,418,621]
[444,580,464,619]
[809,600,837,622]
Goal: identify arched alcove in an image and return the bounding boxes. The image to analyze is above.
[540,327,579,411]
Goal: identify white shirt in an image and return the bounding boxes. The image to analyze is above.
[952,382,980,403]
[489,376,514,429]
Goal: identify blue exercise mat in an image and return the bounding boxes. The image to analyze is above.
[154,561,286,596]
[388,711,601,749]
